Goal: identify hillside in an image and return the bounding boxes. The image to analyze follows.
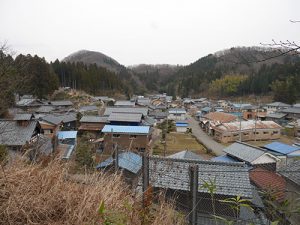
[164,47,300,102]
[63,50,124,73]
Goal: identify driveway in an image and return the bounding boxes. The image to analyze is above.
[187,115,225,156]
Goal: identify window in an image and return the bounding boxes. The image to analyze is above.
[243,132,249,136]
[263,131,269,134]
[44,130,52,134]
[112,134,120,138]
[129,135,137,139]
[233,133,239,137]
[273,131,278,134]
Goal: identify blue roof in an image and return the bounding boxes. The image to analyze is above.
[211,155,240,163]
[57,131,77,139]
[102,125,150,134]
[201,107,211,112]
[96,152,142,174]
[264,142,300,155]
[176,123,188,127]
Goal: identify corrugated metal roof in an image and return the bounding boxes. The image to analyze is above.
[214,120,282,132]
[108,112,142,122]
[211,155,240,163]
[57,131,77,139]
[223,142,266,163]
[266,102,290,107]
[168,108,186,114]
[102,125,150,134]
[80,116,108,123]
[264,142,300,155]
[50,101,73,106]
[176,123,188,127]
[167,150,203,160]
[149,156,252,198]
[114,100,135,107]
[204,112,237,123]
[266,113,287,119]
[36,106,55,113]
[79,105,98,112]
[96,152,142,174]
[280,107,300,114]
[104,107,148,116]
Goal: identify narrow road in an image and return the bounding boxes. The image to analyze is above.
[187,115,225,156]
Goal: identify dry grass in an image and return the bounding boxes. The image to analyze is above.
[153,132,211,159]
[0,159,185,225]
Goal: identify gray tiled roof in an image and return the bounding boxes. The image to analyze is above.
[266,102,290,107]
[0,121,38,146]
[104,107,148,116]
[223,142,265,163]
[80,115,108,123]
[279,160,300,186]
[266,113,287,119]
[167,150,203,160]
[108,112,142,122]
[149,156,252,198]
[79,105,98,112]
[56,113,77,123]
[14,113,34,121]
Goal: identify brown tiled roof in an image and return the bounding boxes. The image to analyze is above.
[250,168,286,201]
[204,112,237,123]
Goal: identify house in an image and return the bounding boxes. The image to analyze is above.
[35,105,55,114]
[250,167,286,201]
[103,107,148,117]
[102,125,151,153]
[0,118,40,151]
[229,103,252,111]
[48,100,73,108]
[262,142,300,168]
[107,112,142,126]
[39,115,63,139]
[148,111,167,123]
[200,112,237,134]
[175,121,189,133]
[167,150,203,160]
[200,106,211,115]
[168,108,187,121]
[57,131,77,160]
[279,107,300,120]
[147,156,265,222]
[265,102,290,113]
[16,98,44,110]
[79,105,99,114]
[212,120,282,143]
[136,98,151,106]
[223,142,279,170]
[278,161,300,225]
[114,100,136,107]
[211,154,240,163]
[242,105,266,120]
[78,116,107,134]
[96,151,142,186]
[93,96,115,103]
[142,116,156,127]
[57,113,77,130]
[265,112,288,126]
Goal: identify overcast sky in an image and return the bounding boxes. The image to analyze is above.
[1,0,299,66]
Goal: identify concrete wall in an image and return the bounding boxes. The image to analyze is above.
[214,128,281,143]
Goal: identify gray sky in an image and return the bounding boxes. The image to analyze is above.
[1,0,299,66]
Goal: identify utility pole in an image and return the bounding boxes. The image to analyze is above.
[113,144,119,172]
[239,101,242,142]
[142,151,149,208]
[164,116,168,157]
[189,165,198,225]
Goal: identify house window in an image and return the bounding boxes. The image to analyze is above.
[129,135,137,139]
[243,132,249,136]
[139,147,146,152]
[113,134,120,138]
[272,131,278,134]
[44,130,52,134]
[263,131,269,134]
[233,133,239,137]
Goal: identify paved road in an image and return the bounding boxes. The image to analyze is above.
[187,115,225,156]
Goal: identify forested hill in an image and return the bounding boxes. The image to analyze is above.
[63,50,124,73]
[163,47,300,104]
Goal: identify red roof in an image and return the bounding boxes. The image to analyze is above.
[250,167,286,201]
